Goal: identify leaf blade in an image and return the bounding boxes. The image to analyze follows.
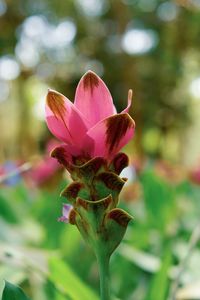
[2,281,31,300]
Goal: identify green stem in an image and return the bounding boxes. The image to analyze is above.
[96,251,110,300]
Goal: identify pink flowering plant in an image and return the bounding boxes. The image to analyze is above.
[45,71,135,300]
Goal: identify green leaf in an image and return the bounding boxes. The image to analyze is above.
[0,194,19,223]
[48,257,99,300]
[140,170,176,231]
[147,249,172,300]
[2,281,31,300]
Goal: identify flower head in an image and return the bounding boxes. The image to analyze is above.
[45,71,135,165]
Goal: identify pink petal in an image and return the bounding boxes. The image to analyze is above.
[121,89,133,114]
[74,71,116,127]
[45,89,89,146]
[84,113,135,160]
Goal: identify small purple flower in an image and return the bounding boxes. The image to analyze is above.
[58,204,73,223]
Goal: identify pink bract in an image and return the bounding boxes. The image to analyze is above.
[45,71,135,164]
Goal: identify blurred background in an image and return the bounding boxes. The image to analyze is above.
[1,0,200,299]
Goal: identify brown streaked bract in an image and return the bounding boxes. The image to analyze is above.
[97,172,125,192]
[106,114,134,153]
[108,208,133,227]
[61,182,84,200]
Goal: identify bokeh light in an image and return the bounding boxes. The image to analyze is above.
[190,77,200,99]
[76,0,108,17]
[15,38,40,68]
[157,1,179,22]
[22,15,47,40]
[0,0,7,16]
[42,20,76,49]
[122,28,158,55]
[0,57,20,80]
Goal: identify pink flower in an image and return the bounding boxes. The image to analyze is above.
[26,139,61,186]
[29,157,60,186]
[45,71,135,164]
[190,167,200,185]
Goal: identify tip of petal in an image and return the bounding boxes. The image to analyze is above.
[46,88,59,97]
[84,70,97,76]
[128,89,133,103]
[82,70,100,92]
[47,88,63,97]
[121,89,133,114]
[47,88,62,99]
[46,90,66,119]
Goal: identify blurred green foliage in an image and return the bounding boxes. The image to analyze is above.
[0,165,200,299]
[2,281,31,300]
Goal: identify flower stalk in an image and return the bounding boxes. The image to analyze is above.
[96,249,110,300]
